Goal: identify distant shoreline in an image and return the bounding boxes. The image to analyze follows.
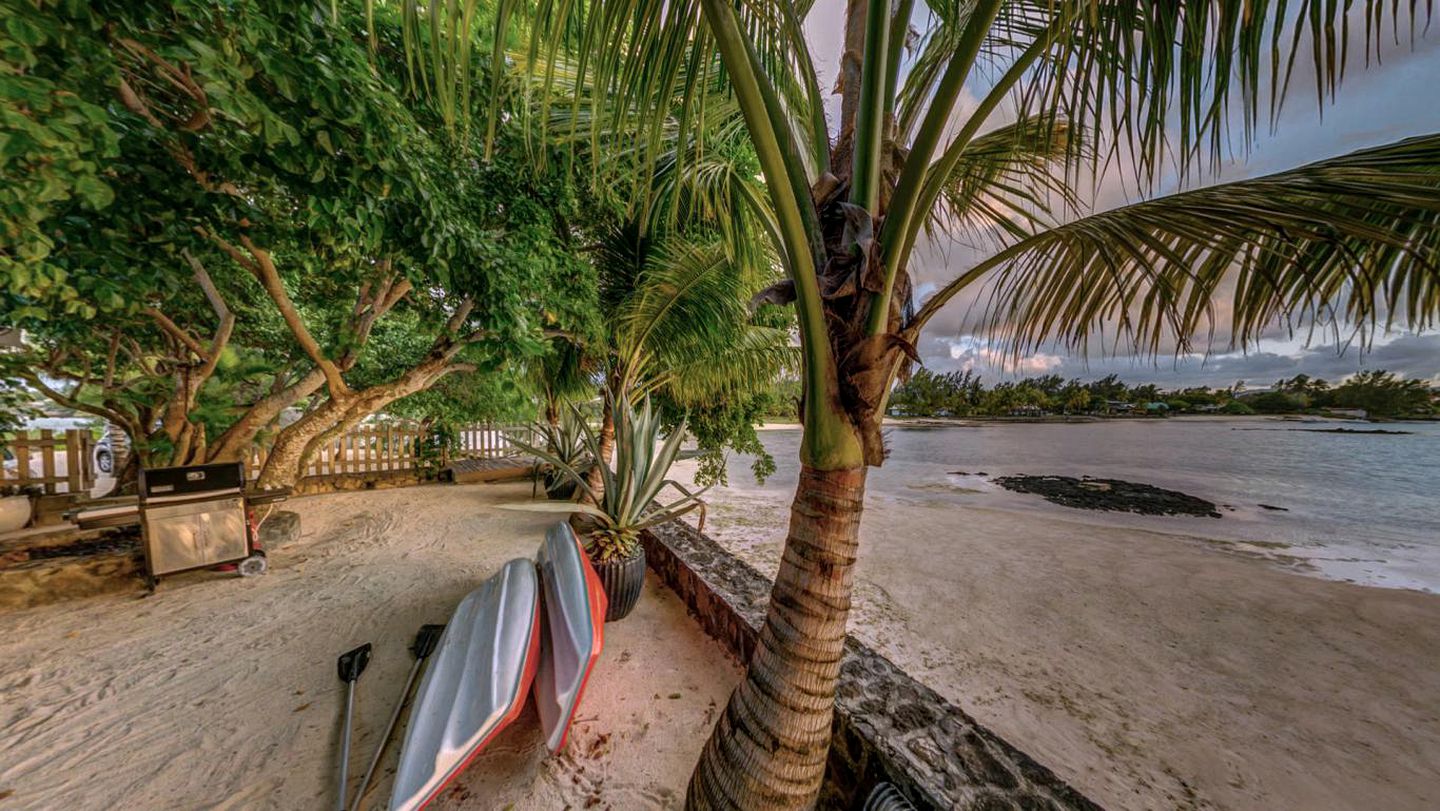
[755,413,1434,430]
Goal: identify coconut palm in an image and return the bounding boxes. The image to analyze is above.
[372,1,1440,806]
[560,101,798,487]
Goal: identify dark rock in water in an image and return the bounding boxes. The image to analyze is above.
[993,475,1222,518]
[1257,503,1289,512]
[258,510,301,549]
[948,471,968,476]
[976,471,988,476]
[1302,427,1411,435]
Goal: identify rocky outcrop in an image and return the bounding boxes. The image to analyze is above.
[993,475,1221,518]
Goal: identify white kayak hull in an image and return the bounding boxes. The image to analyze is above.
[534,522,606,752]
[388,559,541,811]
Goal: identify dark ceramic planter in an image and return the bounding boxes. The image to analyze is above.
[591,546,645,622]
[543,470,578,501]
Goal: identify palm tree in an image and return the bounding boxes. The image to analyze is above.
[556,101,797,488]
[374,1,1440,806]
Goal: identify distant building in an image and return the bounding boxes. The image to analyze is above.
[1234,387,1279,400]
[1104,400,1135,413]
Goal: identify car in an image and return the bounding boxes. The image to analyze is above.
[94,434,114,475]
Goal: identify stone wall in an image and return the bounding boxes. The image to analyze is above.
[642,521,1104,811]
[0,511,300,610]
[289,471,425,495]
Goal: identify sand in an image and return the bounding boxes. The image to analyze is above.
[680,460,1440,811]
[0,483,740,810]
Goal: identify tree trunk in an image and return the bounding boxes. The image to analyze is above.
[256,398,346,489]
[208,367,326,463]
[687,464,867,810]
[584,395,616,502]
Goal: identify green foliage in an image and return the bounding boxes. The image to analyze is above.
[509,398,708,562]
[387,365,536,426]
[0,377,41,438]
[659,394,776,487]
[414,420,460,479]
[1329,370,1434,418]
[1246,391,1305,414]
[889,368,984,417]
[530,409,589,470]
[1221,400,1256,416]
[2,0,599,466]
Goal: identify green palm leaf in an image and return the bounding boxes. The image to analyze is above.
[910,133,1440,356]
[924,116,1081,243]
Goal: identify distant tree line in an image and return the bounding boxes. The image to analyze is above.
[876,370,1437,419]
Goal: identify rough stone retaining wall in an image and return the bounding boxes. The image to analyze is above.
[642,521,1104,811]
[0,511,300,610]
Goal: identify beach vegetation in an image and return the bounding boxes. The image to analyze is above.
[398,0,1440,801]
[510,397,708,562]
[1,0,594,490]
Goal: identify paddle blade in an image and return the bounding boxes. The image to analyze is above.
[338,643,372,683]
[412,624,445,660]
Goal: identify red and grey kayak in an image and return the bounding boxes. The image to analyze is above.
[388,559,541,811]
[534,522,607,752]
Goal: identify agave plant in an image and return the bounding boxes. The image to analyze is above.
[523,409,591,498]
[511,397,707,562]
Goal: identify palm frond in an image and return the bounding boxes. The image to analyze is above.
[646,325,798,405]
[910,133,1440,357]
[1002,0,1434,183]
[615,238,759,386]
[924,116,1081,243]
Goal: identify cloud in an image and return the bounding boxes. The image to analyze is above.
[920,331,1440,388]
[939,335,1063,375]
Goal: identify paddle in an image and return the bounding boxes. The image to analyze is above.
[336,643,372,811]
[349,624,446,811]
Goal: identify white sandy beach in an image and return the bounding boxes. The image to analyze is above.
[0,483,740,810]
[680,455,1440,811]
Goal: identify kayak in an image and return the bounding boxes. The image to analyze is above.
[534,522,607,752]
[388,559,541,811]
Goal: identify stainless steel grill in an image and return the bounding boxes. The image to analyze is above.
[138,462,265,589]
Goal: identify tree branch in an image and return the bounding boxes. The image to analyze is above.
[202,227,349,397]
[144,307,206,357]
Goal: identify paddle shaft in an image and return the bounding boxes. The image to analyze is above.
[348,656,423,811]
[338,679,357,811]
[335,643,371,811]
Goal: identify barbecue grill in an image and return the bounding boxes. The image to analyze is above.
[138,462,267,590]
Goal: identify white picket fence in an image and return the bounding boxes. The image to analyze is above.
[243,421,532,480]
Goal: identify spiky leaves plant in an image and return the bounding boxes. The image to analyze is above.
[374,0,1440,806]
[511,397,707,561]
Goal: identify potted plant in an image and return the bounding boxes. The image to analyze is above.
[512,397,706,621]
[0,483,40,534]
[523,411,589,500]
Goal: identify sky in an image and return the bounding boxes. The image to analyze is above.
[802,2,1440,388]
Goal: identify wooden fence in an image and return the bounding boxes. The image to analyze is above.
[1,429,95,495]
[244,421,531,481]
[456,424,535,459]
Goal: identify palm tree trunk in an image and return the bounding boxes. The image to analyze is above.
[584,395,616,502]
[687,463,867,810]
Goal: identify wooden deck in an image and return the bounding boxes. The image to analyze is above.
[442,456,538,484]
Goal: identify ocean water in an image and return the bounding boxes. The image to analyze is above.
[713,418,1440,594]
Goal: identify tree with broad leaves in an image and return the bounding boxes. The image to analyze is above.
[2,0,594,489]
